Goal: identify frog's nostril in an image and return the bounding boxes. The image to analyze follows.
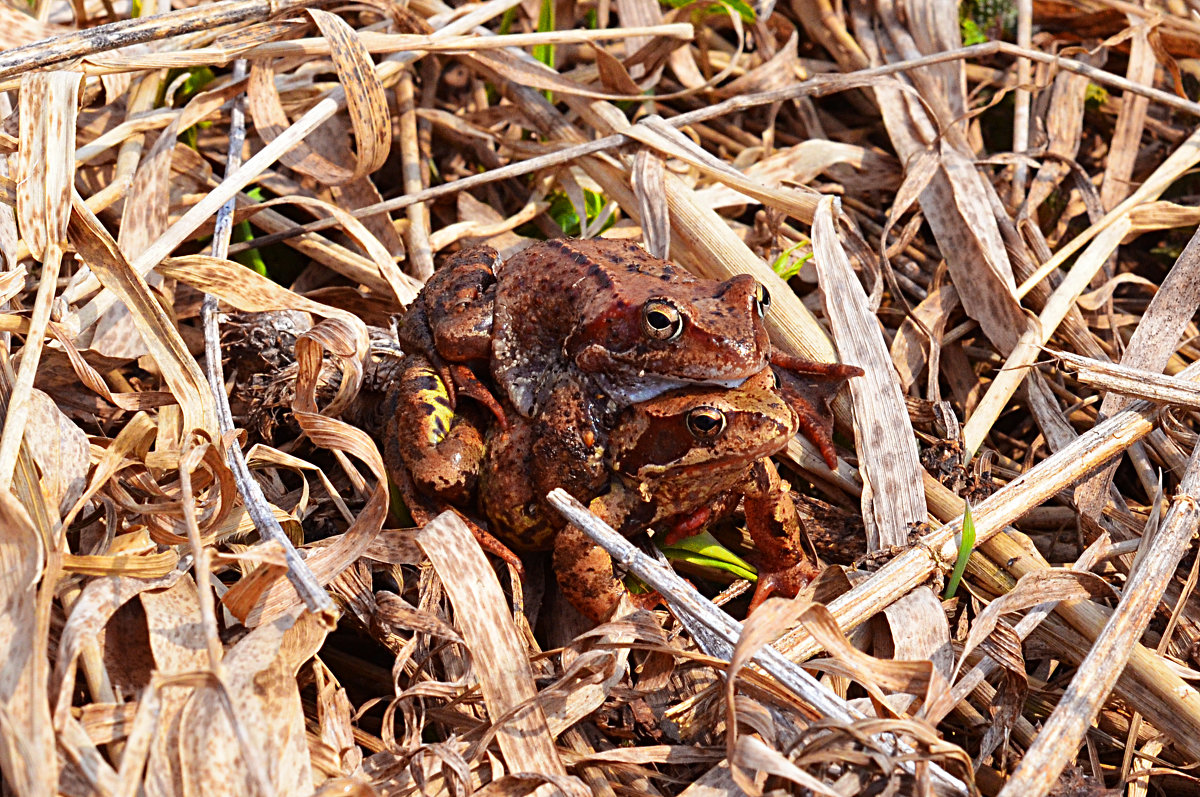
[686,406,726,440]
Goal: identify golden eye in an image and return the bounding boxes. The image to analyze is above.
[642,299,684,341]
[686,406,726,440]
[754,283,770,317]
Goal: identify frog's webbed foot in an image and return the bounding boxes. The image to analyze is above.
[746,560,819,613]
[449,364,508,429]
[770,357,863,470]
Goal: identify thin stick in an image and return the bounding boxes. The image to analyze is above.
[200,60,335,620]
[0,0,319,81]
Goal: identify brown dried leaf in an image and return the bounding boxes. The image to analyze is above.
[0,491,56,796]
[812,197,925,548]
[16,71,77,261]
[248,9,390,186]
[66,199,218,438]
[418,511,583,789]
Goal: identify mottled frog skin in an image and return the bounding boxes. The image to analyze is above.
[550,368,819,621]
[386,238,862,617]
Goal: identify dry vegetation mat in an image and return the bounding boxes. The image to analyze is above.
[5,0,1200,794]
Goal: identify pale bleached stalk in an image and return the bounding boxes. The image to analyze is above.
[1009,0,1032,204]
[1052,349,1200,409]
[774,359,1200,661]
[999,441,1200,797]
[82,24,694,72]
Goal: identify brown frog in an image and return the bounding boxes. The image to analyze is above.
[397,238,779,522]
[491,238,773,412]
[481,368,820,622]
[400,238,860,473]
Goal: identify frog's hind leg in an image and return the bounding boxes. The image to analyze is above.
[388,445,526,577]
[770,359,863,470]
[552,521,627,623]
[742,458,820,612]
[389,354,486,505]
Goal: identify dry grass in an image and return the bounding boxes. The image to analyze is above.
[4,0,1200,794]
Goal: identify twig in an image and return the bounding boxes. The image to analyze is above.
[0,0,320,81]
[200,60,335,621]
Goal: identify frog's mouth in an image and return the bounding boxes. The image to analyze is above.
[596,373,750,405]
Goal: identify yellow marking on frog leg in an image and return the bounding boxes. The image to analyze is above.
[410,361,456,446]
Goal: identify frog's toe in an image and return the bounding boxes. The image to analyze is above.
[747,559,819,613]
[451,365,508,429]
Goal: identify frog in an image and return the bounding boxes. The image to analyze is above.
[490,237,773,413]
[478,368,820,622]
[394,237,776,526]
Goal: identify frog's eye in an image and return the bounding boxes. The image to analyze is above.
[754,283,771,317]
[686,406,727,440]
[642,299,684,342]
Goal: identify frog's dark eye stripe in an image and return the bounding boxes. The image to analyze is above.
[754,283,771,317]
[642,298,684,342]
[686,406,726,440]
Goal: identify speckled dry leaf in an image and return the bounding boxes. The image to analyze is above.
[88,106,182,361]
[418,511,582,791]
[137,576,210,796]
[890,284,959,392]
[22,387,87,517]
[0,490,55,797]
[159,255,371,355]
[16,71,76,261]
[812,197,924,548]
[1075,225,1200,517]
[178,610,321,795]
[853,11,1029,355]
[249,9,390,186]
[66,198,217,437]
[881,587,952,683]
[51,570,184,727]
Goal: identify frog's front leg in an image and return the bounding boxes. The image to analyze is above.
[529,370,609,505]
[742,457,820,611]
[550,474,658,621]
[770,360,863,469]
